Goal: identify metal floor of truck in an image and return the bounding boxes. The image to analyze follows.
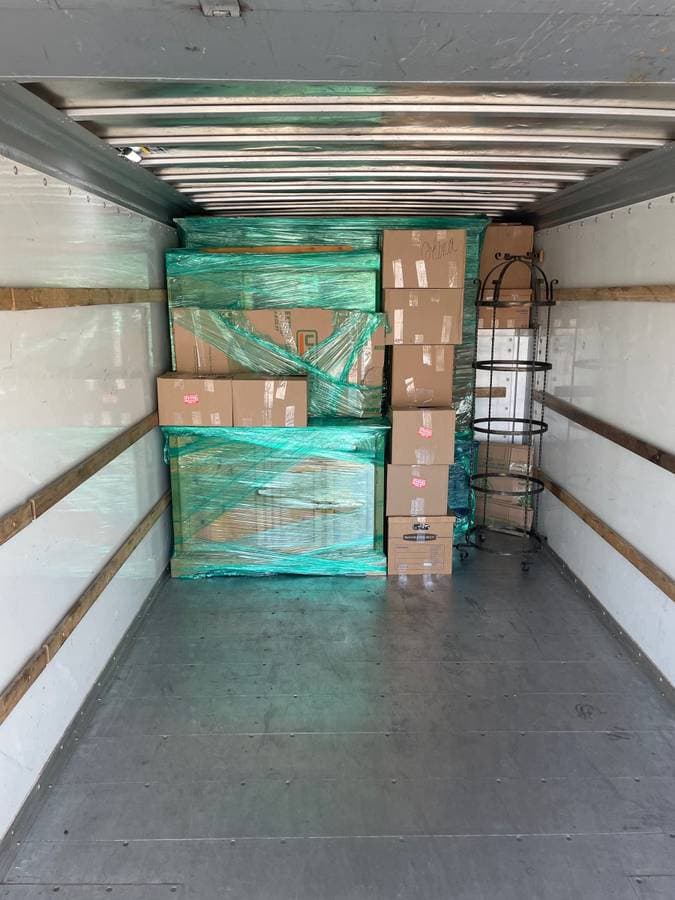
[2,547,675,900]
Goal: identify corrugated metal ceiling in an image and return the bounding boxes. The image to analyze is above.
[28,80,675,218]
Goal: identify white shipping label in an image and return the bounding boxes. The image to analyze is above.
[210,413,221,425]
[204,380,215,393]
[411,498,425,515]
[422,346,432,366]
[264,380,275,409]
[415,260,428,288]
[435,347,446,372]
[404,376,416,397]
[393,309,404,344]
[414,334,424,345]
[441,315,453,344]
[285,405,295,427]
[275,380,287,400]
[393,259,404,288]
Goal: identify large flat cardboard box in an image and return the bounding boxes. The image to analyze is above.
[389,408,455,465]
[475,443,534,530]
[390,345,454,407]
[384,288,463,345]
[387,515,455,575]
[157,373,232,427]
[232,376,307,427]
[479,224,534,290]
[478,290,532,329]
[382,229,466,289]
[172,307,386,417]
[386,464,449,516]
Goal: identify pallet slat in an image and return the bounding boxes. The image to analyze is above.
[556,284,675,303]
[0,287,166,310]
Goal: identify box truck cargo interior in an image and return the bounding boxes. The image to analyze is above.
[0,11,675,894]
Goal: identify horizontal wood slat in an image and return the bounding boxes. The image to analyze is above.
[556,284,675,303]
[204,245,353,254]
[534,390,675,475]
[0,491,171,726]
[0,287,166,310]
[538,471,675,604]
[0,411,159,546]
[475,386,508,399]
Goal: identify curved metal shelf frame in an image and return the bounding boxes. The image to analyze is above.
[473,416,548,437]
[474,359,552,373]
[470,472,545,497]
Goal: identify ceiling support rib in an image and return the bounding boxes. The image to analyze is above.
[527,143,675,228]
[0,83,200,225]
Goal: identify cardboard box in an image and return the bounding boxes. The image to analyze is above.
[231,376,307,427]
[384,288,463,345]
[390,345,454,407]
[475,497,533,531]
[386,464,449,516]
[382,229,466,289]
[478,290,532,329]
[479,224,534,290]
[172,307,386,417]
[389,408,455,465]
[387,515,455,575]
[475,443,534,531]
[157,373,232,427]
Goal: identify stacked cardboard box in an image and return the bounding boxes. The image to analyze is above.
[381,229,466,575]
[474,442,534,532]
[478,224,534,329]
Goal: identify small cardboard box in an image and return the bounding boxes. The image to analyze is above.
[384,288,463,345]
[386,464,449,516]
[475,443,534,530]
[389,408,455,465]
[478,290,532,329]
[382,229,466,289]
[479,224,534,290]
[232,376,307,427]
[157,374,232,427]
[387,515,455,576]
[477,442,532,476]
[390,345,454,407]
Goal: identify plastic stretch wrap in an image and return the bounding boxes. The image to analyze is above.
[163,421,388,577]
[172,308,386,418]
[166,249,380,312]
[448,433,478,540]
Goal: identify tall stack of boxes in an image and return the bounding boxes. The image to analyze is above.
[476,224,535,531]
[381,229,467,575]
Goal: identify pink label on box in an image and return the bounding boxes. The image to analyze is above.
[411,477,427,488]
[418,426,433,438]
[183,393,200,405]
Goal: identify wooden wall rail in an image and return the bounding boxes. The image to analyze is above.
[556,284,675,303]
[0,411,159,546]
[533,390,675,476]
[538,471,675,604]
[0,491,171,726]
[0,287,166,310]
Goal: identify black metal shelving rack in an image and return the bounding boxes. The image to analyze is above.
[456,252,557,571]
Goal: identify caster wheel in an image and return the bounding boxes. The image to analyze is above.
[521,561,530,572]
[460,550,469,561]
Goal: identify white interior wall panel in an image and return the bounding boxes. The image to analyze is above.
[536,195,675,684]
[0,155,175,840]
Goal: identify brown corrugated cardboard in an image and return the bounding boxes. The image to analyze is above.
[389,408,455,465]
[479,224,534,289]
[231,376,307,427]
[387,515,455,575]
[476,497,533,531]
[390,345,454,407]
[478,290,532,329]
[172,307,385,388]
[386,464,449,516]
[157,373,232,427]
[384,288,463,345]
[382,229,467,289]
[477,442,532,476]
